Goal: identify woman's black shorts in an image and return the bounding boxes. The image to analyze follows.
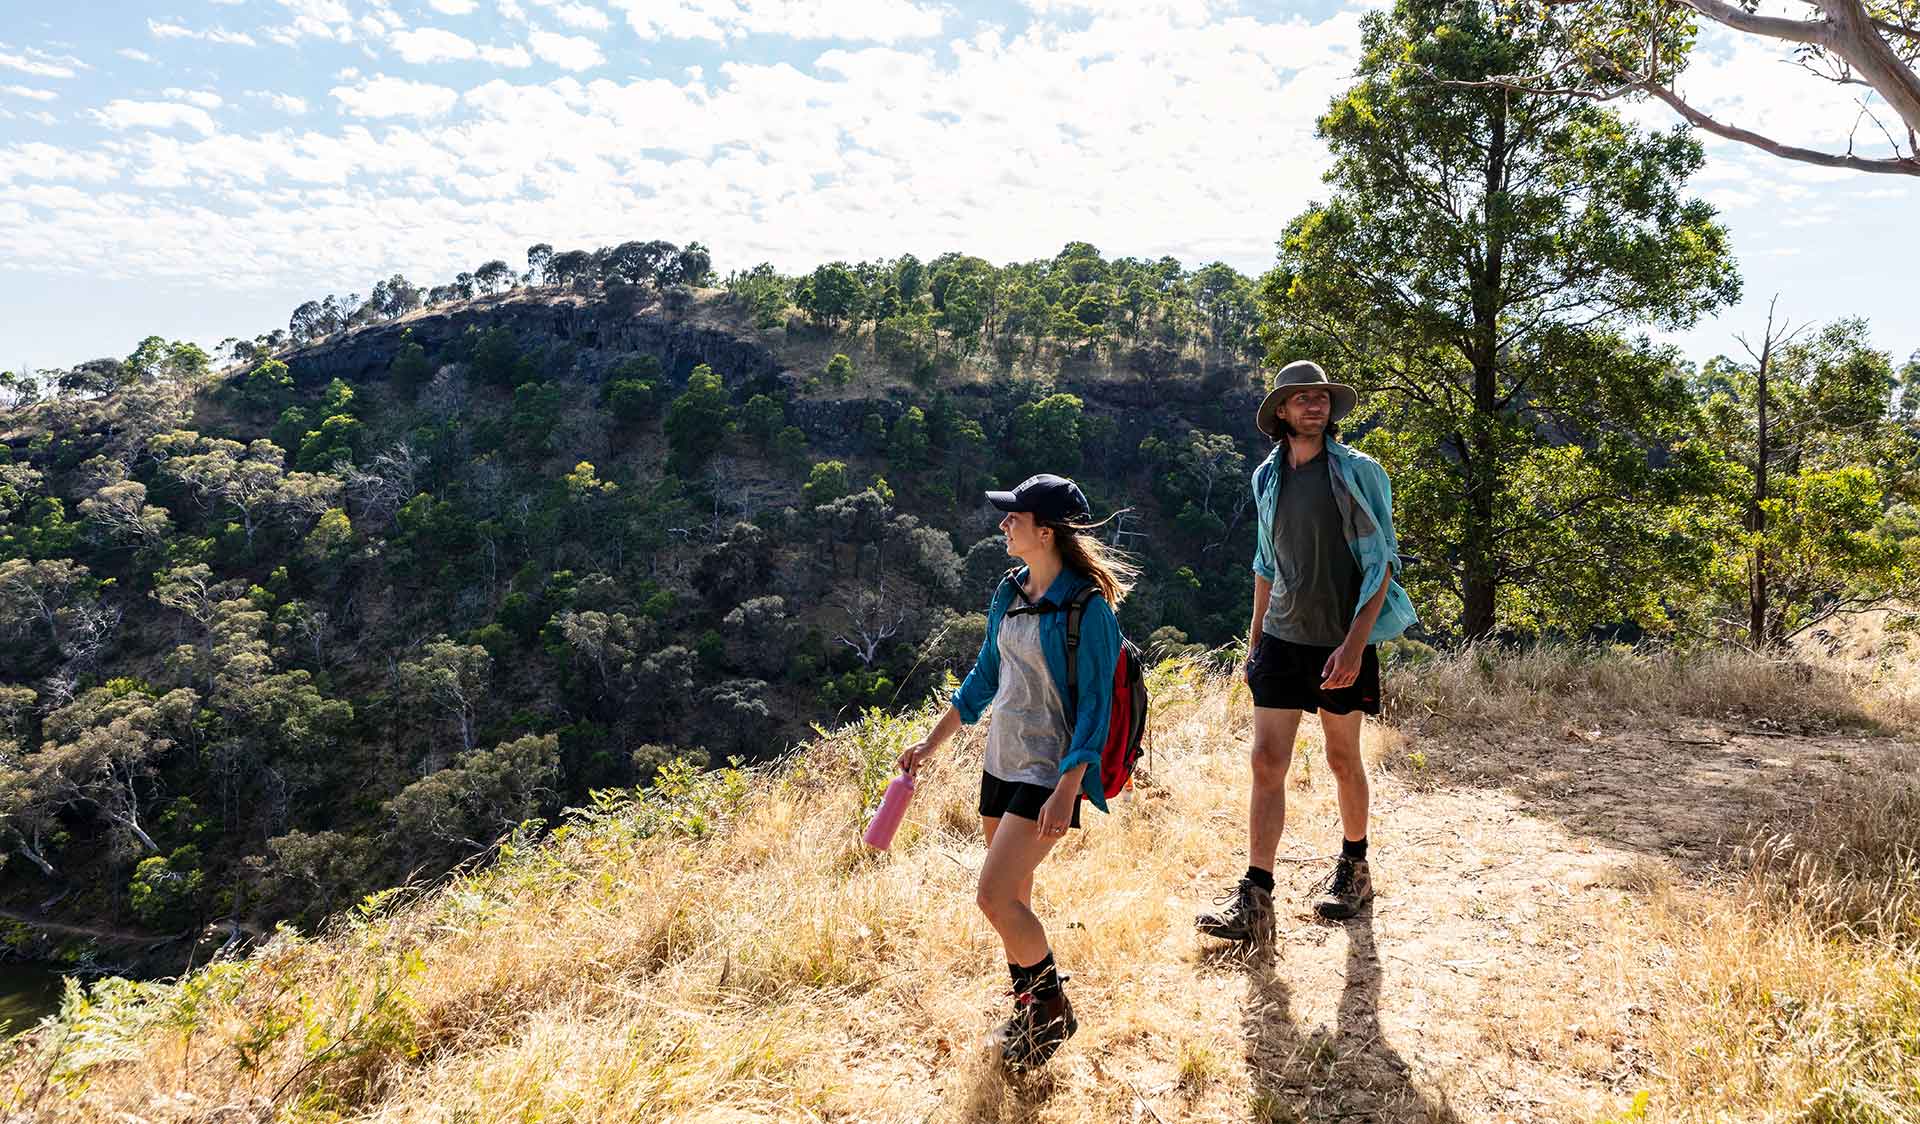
[1247,633,1382,715]
[979,771,1082,829]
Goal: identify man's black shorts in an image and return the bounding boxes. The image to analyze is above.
[979,771,1082,829]
[1247,633,1381,715]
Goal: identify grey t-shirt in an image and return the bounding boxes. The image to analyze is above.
[982,603,1069,786]
[1262,450,1362,647]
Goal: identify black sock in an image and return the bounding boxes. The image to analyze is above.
[1020,951,1061,998]
[1244,865,1275,893]
[1008,961,1030,992]
[1342,837,1368,862]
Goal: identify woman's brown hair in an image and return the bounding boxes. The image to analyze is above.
[1046,514,1139,607]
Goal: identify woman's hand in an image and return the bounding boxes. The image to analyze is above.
[1036,786,1076,839]
[896,738,936,776]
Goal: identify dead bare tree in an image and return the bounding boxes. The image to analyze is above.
[833,588,909,668]
[1434,0,1920,175]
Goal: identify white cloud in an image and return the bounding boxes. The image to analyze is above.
[147,20,260,47]
[330,75,459,119]
[163,89,226,110]
[117,48,157,63]
[429,0,480,12]
[528,29,604,70]
[264,0,358,44]
[390,27,532,67]
[0,50,80,79]
[532,1,611,32]
[0,142,117,184]
[251,91,312,115]
[499,0,528,21]
[90,99,221,136]
[605,0,943,42]
[2,86,57,102]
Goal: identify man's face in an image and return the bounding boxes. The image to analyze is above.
[1280,387,1332,435]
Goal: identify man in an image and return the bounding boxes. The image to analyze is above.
[1197,360,1417,945]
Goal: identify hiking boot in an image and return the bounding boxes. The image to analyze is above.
[1311,857,1374,920]
[1195,877,1275,945]
[991,983,1077,1070]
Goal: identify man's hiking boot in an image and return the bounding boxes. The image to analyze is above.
[992,982,1077,1070]
[1195,877,1275,946]
[1312,857,1374,920]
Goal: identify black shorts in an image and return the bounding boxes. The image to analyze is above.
[979,772,1082,830]
[1247,633,1381,715]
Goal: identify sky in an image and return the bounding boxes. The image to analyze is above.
[1,0,1914,375]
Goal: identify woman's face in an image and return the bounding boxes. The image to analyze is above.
[999,509,1052,559]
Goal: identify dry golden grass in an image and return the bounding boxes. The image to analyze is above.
[3,644,1916,1123]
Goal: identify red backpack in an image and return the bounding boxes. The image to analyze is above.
[1002,574,1151,799]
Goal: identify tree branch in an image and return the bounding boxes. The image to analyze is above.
[1640,78,1920,173]
[1680,0,1835,48]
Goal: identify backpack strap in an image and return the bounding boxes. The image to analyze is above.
[1061,585,1099,719]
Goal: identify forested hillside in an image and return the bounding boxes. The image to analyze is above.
[0,245,1284,956]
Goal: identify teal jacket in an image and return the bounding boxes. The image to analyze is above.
[1252,439,1418,644]
[951,566,1119,813]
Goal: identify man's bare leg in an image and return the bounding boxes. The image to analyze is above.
[1318,708,1368,844]
[1315,707,1375,919]
[1249,706,1305,869]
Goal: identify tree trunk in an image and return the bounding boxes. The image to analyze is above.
[1461,90,1510,641]
[1749,337,1771,648]
[12,842,57,878]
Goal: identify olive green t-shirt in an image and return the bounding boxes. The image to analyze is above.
[1262,449,1362,647]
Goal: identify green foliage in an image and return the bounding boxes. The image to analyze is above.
[740,394,785,449]
[724,263,790,328]
[824,353,855,387]
[239,358,294,411]
[606,379,657,426]
[663,364,732,472]
[794,263,863,329]
[1008,393,1085,472]
[389,331,431,394]
[507,381,564,460]
[468,325,535,387]
[128,846,204,928]
[803,460,851,510]
[773,425,809,468]
[888,406,929,470]
[1260,0,1739,638]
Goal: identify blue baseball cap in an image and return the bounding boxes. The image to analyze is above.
[986,474,1092,524]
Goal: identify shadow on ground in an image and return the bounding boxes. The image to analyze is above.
[1393,713,1918,870]
[1198,904,1461,1123]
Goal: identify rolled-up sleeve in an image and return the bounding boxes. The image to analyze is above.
[1251,462,1276,581]
[1360,460,1403,572]
[1058,594,1119,785]
[950,596,1003,724]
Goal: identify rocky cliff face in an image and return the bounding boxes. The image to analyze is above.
[278,291,1269,457]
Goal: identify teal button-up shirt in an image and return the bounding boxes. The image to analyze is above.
[951,566,1120,813]
[1252,439,1418,644]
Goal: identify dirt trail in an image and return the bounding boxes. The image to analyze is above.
[906,715,1911,1123]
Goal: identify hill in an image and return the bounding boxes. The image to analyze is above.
[0,277,1268,960]
[4,640,1915,1121]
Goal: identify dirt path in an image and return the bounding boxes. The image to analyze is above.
[0,908,177,947]
[902,715,1913,1123]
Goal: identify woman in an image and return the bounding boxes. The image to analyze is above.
[897,472,1134,1070]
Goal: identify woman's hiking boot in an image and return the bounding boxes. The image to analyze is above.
[1311,857,1374,920]
[1195,877,1275,945]
[992,981,1077,1070]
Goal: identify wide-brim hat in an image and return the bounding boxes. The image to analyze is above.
[1256,360,1358,439]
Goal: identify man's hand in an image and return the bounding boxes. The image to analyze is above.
[1321,639,1364,690]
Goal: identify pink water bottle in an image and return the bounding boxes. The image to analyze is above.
[863,771,917,849]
